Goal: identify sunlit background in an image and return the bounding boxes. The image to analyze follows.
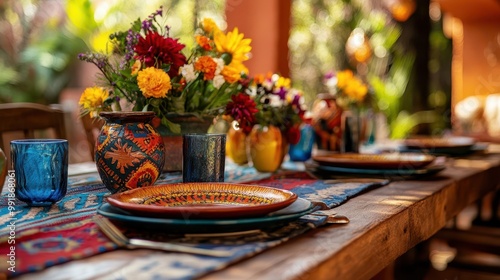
[0,0,454,159]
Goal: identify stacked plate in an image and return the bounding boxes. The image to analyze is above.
[400,136,485,156]
[97,183,315,233]
[311,152,445,177]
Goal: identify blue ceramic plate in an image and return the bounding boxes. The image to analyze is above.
[315,163,446,177]
[401,136,481,156]
[400,143,488,156]
[97,198,316,233]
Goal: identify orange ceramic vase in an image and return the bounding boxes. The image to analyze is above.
[249,125,287,172]
[226,127,248,165]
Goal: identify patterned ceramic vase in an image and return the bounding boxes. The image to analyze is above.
[226,126,248,165]
[249,125,288,172]
[96,112,165,193]
[311,93,343,152]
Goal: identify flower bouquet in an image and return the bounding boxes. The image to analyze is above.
[78,6,252,134]
[323,69,373,152]
[323,69,369,110]
[225,72,306,142]
[224,72,306,171]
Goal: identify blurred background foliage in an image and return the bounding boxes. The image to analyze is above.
[0,0,225,104]
[0,0,451,139]
[0,0,86,104]
[290,0,451,138]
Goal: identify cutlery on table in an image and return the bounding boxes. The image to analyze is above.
[92,215,232,257]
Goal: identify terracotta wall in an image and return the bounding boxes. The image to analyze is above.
[225,0,291,76]
[437,0,500,107]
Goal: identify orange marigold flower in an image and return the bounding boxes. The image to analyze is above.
[221,65,241,84]
[137,67,171,98]
[195,56,217,80]
[343,78,368,102]
[195,35,212,51]
[336,69,354,89]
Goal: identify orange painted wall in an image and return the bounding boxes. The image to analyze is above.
[225,0,291,77]
[437,0,500,108]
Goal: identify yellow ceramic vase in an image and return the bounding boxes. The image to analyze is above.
[249,125,287,172]
[226,127,248,165]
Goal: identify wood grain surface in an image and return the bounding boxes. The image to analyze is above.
[17,150,500,280]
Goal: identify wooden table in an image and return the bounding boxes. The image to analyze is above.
[202,150,500,280]
[15,149,500,280]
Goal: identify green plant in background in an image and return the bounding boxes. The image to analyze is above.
[290,0,452,139]
[66,0,225,56]
[0,0,225,105]
[0,0,87,104]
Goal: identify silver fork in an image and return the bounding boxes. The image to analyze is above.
[92,215,232,257]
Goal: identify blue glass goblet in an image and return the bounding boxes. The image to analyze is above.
[11,139,68,206]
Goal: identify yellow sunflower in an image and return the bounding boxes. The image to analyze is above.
[214,27,252,74]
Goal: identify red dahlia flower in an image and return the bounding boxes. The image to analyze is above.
[134,31,187,77]
[225,93,258,134]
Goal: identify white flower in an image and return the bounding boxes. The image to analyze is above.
[262,79,274,91]
[267,94,283,108]
[214,58,224,75]
[213,75,225,89]
[325,76,338,94]
[180,64,196,82]
[246,87,257,98]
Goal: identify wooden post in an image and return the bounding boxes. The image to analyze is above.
[225,0,291,76]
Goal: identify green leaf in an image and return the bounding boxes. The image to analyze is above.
[161,117,181,134]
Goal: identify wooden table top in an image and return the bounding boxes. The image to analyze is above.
[15,148,500,280]
[201,150,500,280]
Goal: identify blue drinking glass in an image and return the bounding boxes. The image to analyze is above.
[11,139,68,206]
[183,133,226,183]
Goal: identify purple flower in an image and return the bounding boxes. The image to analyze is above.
[275,87,287,100]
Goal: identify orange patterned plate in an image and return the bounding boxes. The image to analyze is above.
[312,153,436,169]
[105,183,298,219]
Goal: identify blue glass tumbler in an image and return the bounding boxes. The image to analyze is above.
[183,134,226,183]
[11,139,68,206]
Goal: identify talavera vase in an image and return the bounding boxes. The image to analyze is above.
[96,112,165,193]
[249,125,288,172]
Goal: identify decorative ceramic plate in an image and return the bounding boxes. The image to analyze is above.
[105,182,298,219]
[402,136,476,155]
[312,153,435,169]
[315,163,446,177]
[97,198,315,233]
